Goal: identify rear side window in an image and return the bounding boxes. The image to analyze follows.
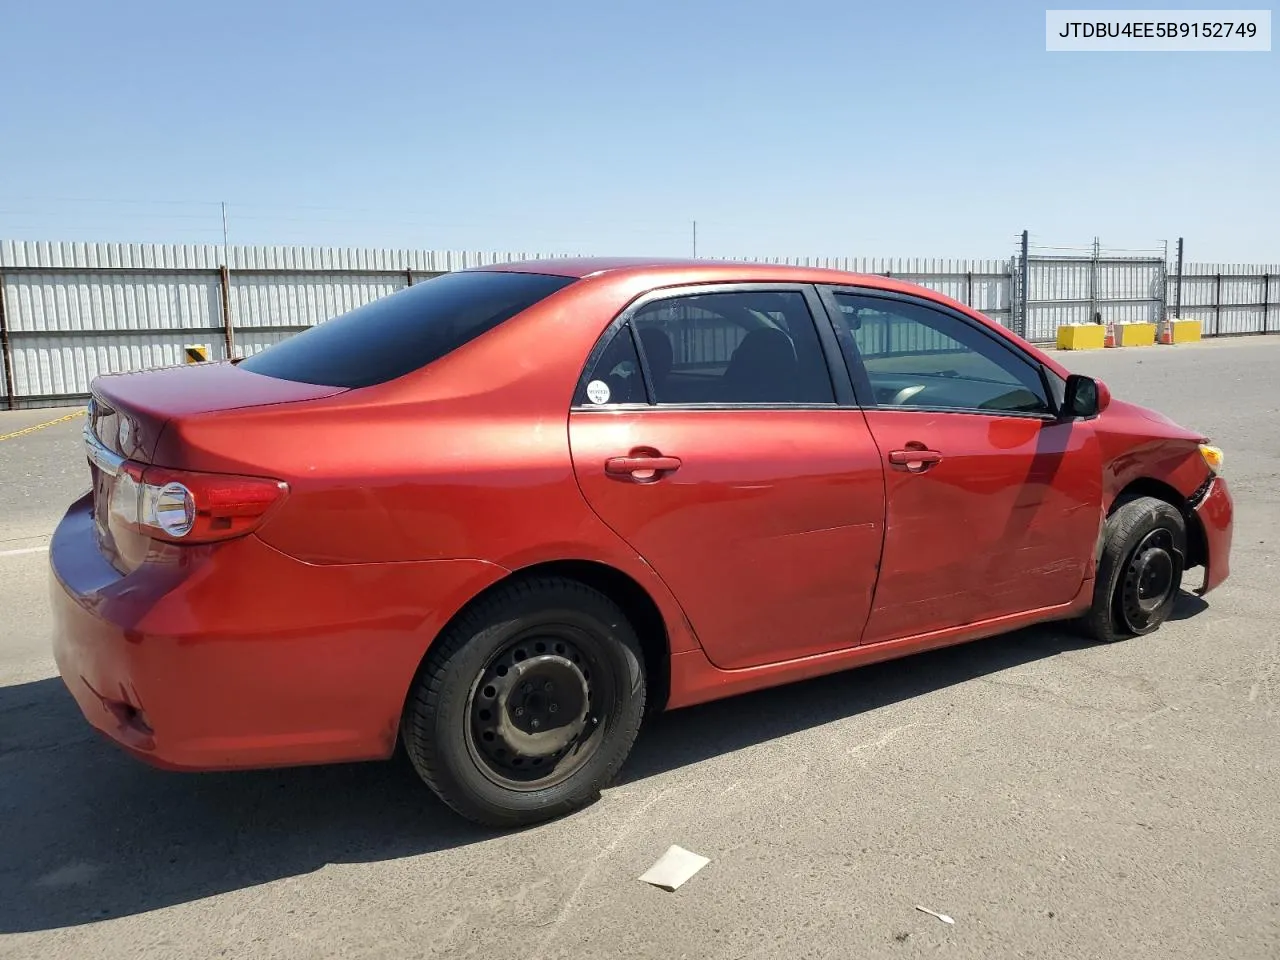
[239,270,576,388]
[628,290,836,405]
[574,324,648,406]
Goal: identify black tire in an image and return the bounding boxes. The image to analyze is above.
[401,576,646,828]
[1081,496,1186,644]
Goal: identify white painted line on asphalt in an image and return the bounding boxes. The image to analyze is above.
[0,545,49,558]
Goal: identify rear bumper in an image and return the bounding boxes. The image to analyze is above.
[50,496,506,771]
[1193,475,1233,595]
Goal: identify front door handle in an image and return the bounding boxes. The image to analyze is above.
[605,453,682,481]
[888,448,942,472]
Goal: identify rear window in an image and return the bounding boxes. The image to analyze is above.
[238,270,576,388]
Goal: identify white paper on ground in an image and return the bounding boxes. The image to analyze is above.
[915,905,955,924]
[637,845,710,891]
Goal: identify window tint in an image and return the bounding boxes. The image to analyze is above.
[628,290,835,405]
[831,293,1050,414]
[575,323,648,406]
[239,270,576,388]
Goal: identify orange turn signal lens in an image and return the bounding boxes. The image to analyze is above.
[1199,444,1224,474]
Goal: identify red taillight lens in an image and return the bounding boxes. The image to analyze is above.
[109,463,287,544]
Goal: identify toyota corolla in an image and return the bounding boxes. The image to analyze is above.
[50,259,1233,826]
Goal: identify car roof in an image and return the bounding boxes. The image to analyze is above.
[467,256,1069,379]
[468,256,911,289]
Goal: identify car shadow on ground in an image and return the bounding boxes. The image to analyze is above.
[0,592,1206,933]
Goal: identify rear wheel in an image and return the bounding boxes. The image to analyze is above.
[401,577,646,828]
[1082,496,1186,643]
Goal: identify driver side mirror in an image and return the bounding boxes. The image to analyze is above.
[1061,374,1110,419]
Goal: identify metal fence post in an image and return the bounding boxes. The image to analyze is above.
[1263,273,1271,333]
[1214,273,1222,336]
[1087,236,1099,324]
[0,268,16,409]
[1173,237,1184,318]
[1017,230,1029,337]
[405,268,413,288]
[219,264,235,359]
[1156,239,1169,322]
[965,270,973,306]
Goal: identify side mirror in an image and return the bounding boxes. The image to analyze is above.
[1062,374,1110,419]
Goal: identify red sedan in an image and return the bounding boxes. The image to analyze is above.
[50,259,1233,826]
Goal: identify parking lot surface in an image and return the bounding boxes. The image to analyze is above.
[2,338,1278,960]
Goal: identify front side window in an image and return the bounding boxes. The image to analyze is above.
[626,289,836,405]
[830,292,1051,414]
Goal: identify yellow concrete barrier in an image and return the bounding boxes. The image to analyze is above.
[1168,319,1202,343]
[1115,322,1156,347]
[1056,324,1106,350]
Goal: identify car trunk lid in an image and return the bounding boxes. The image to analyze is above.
[87,360,347,463]
[84,361,346,568]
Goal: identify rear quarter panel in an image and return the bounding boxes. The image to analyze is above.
[150,274,705,656]
[154,276,627,565]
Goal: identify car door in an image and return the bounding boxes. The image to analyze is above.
[819,287,1103,645]
[567,284,886,671]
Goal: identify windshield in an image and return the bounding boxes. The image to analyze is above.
[238,269,576,388]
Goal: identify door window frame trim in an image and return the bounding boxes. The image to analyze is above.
[570,281,857,412]
[813,285,1064,420]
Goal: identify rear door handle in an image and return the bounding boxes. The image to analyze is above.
[888,448,942,472]
[605,454,682,481]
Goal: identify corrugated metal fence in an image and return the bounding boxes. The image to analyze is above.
[1173,264,1279,336]
[1,240,1276,406]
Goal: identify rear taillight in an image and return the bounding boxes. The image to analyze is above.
[108,462,287,544]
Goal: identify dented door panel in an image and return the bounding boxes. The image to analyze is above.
[859,410,1102,644]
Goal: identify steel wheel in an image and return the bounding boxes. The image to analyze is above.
[1119,528,1180,632]
[401,576,647,827]
[465,626,612,791]
[1083,495,1187,643]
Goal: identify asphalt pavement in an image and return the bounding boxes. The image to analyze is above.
[1,337,1278,960]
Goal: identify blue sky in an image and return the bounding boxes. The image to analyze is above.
[1,0,1275,261]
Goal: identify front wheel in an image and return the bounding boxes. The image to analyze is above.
[401,577,647,828]
[1081,496,1186,644]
